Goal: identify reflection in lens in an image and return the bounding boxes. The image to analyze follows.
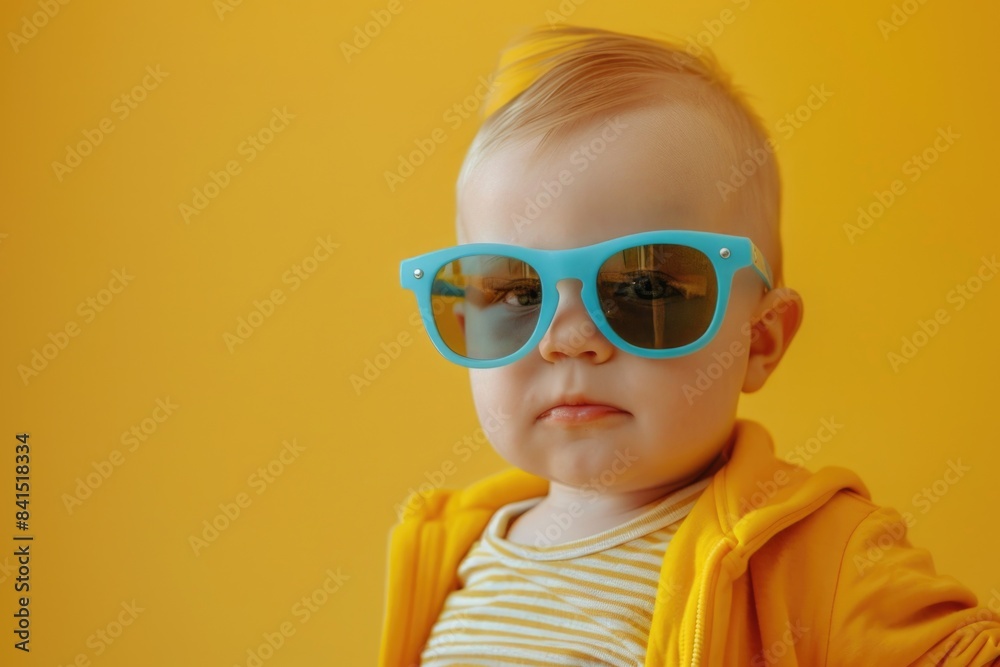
[597,244,717,349]
[432,254,542,360]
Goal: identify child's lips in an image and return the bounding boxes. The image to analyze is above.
[538,404,628,423]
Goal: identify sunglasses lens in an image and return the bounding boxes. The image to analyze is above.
[597,244,718,350]
[431,254,542,361]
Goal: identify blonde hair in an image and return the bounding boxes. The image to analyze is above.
[457,24,784,287]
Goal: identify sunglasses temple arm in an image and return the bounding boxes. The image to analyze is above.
[748,241,774,290]
[431,279,466,298]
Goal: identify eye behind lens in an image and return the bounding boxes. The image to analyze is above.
[598,244,719,350]
[431,253,542,361]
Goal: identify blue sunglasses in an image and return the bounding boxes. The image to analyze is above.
[400,230,773,368]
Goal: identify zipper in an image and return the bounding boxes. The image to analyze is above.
[687,500,828,666]
[690,539,727,666]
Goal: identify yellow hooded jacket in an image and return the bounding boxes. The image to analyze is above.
[378,420,1000,666]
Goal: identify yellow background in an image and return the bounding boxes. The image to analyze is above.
[1,0,998,664]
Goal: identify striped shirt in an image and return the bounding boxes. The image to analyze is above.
[418,478,710,666]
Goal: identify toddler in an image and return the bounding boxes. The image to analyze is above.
[379,24,1000,666]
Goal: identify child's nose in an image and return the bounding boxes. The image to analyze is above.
[537,278,615,363]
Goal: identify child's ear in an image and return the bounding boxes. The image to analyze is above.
[453,302,465,335]
[743,286,803,393]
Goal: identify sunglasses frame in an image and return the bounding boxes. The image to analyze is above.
[400,229,774,369]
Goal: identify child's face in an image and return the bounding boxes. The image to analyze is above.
[457,103,768,494]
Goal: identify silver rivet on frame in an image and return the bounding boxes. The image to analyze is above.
[413,269,424,279]
[719,248,731,259]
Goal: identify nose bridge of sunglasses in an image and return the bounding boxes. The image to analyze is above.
[544,277,613,338]
[550,277,586,305]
